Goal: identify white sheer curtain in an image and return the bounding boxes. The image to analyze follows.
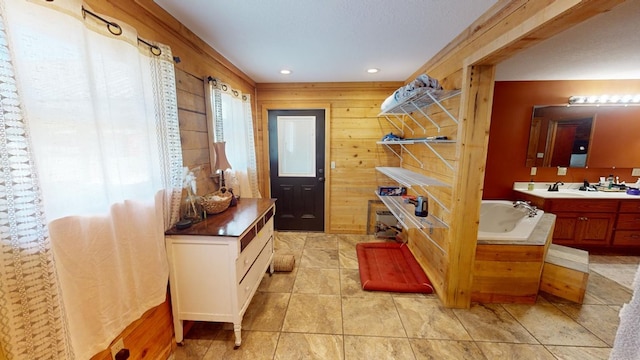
[207,78,261,198]
[0,0,182,359]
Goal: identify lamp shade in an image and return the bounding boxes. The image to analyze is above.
[213,141,232,171]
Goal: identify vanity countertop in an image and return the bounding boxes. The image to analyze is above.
[513,182,640,200]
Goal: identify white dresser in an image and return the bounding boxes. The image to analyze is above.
[165,198,276,348]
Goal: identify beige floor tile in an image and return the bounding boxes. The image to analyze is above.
[410,339,486,360]
[274,333,344,360]
[293,268,341,294]
[394,297,471,341]
[258,268,298,293]
[590,263,639,289]
[275,232,307,251]
[344,335,415,360]
[305,233,339,249]
[584,272,633,305]
[242,292,290,331]
[475,342,556,360]
[555,303,621,346]
[300,248,340,268]
[173,339,212,360]
[339,246,360,269]
[169,232,635,359]
[502,303,608,346]
[202,330,279,360]
[590,254,640,265]
[342,296,406,337]
[282,293,342,334]
[545,345,612,360]
[453,303,538,343]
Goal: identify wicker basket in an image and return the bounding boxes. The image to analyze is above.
[273,254,295,272]
[199,190,233,214]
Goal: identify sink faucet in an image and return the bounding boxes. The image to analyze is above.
[513,200,538,217]
[548,181,564,192]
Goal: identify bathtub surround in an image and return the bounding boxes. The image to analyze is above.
[540,244,590,303]
[472,201,557,303]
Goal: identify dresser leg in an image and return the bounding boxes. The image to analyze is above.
[233,323,242,348]
[174,318,184,343]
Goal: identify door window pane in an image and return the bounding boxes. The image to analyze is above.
[277,116,316,177]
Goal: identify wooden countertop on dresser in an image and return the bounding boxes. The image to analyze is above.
[165,198,276,237]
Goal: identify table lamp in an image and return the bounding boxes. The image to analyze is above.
[213,141,232,191]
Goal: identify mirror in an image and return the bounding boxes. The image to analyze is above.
[526,105,640,168]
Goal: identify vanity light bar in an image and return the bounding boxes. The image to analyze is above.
[568,94,640,105]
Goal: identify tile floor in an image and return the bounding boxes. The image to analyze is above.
[172,232,639,360]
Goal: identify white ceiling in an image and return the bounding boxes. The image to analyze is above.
[495,0,640,81]
[154,0,640,83]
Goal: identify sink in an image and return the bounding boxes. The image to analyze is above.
[530,189,587,197]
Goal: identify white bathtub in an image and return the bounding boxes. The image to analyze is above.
[477,200,545,243]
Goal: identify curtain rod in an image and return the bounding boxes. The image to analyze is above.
[208,77,247,100]
[81,6,162,57]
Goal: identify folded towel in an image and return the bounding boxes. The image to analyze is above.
[381,93,397,112]
[381,73,443,112]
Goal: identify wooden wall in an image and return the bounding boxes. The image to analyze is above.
[485,79,640,200]
[256,82,402,233]
[90,295,173,360]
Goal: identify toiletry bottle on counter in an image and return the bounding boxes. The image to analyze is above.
[528,179,535,191]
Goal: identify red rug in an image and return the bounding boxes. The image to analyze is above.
[356,242,434,293]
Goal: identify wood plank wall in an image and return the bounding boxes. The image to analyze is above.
[256,82,403,233]
[90,295,173,360]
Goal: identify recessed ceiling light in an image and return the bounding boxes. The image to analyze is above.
[367,68,379,74]
[280,69,291,75]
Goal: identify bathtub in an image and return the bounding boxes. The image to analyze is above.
[477,200,545,243]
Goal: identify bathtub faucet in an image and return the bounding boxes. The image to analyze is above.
[513,200,538,217]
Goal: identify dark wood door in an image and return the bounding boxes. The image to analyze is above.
[268,109,325,231]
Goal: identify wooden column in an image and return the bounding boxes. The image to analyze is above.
[443,65,496,308]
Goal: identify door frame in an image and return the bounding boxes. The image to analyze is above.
[261,102,332,232]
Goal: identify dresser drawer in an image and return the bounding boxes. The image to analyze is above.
[616,213,640,230]
[547,199,618,213]
[236,218,274,279]
[613,231,640,246]
[237,236,273,309]
[619,201,640,213]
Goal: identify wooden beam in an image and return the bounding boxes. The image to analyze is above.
[443,65,496,308]
[409,0,625,83]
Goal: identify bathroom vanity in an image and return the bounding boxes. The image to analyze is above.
[514,184,640,252]
[165,198,276,348]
